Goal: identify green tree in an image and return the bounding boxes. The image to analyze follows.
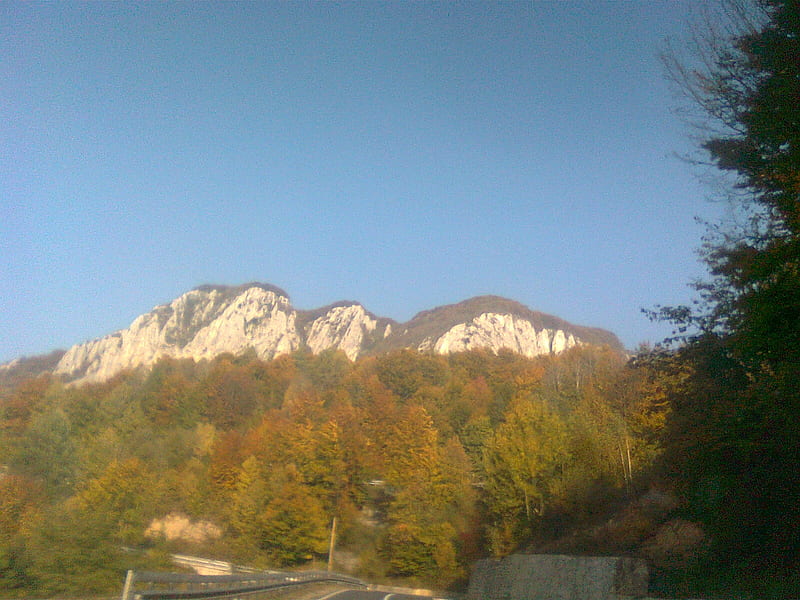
[11,407,77,499]
[655,0,800,584]
[483,395,569,554]
[24,501,125,595]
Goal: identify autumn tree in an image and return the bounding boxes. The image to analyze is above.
[229,459,329,566]
[0,475,40,590]
[0,375,53,435]
[75,457,160,545]
[257,471,329,565]
[137,358,196,427]
[201,358,261,428]
[380,436,476,587]
[374,350,448,402]
[483,394,569,555]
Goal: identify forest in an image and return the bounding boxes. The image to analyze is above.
[0,344,671,595]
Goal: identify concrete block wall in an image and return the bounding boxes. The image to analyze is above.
[466,554,649,600]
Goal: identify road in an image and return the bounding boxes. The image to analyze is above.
[323,591,438,600]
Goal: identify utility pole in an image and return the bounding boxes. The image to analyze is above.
[327,516,337,572]
[121,570,135,600]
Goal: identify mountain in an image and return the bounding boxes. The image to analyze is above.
[375,295,620,355]
[7,283,624,384]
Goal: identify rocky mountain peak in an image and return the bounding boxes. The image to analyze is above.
[53,284,299,383]
[9,283,623,385]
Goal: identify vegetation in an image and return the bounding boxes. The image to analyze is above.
[2,2,798,597]
[646,0,800,596]
[0,345,665,595]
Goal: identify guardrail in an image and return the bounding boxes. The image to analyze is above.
[170,555,238,575]
[121,569,367,600]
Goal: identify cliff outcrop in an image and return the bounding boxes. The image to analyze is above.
[42,283,624,384]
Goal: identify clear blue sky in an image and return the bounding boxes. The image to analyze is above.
[2,1,722,362]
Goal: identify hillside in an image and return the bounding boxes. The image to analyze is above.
[0,343,666,596]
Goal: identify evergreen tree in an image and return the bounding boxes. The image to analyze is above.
[655,0,800,583]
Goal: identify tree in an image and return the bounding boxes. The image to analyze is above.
[374,350,448,402]
[229,460,329,566]
[24,501,125,595]
[382,519,460,584]
[201,359,261,428]
[0,475,40,591]
[0,375,53,435]
[379,437,475,587]
[483,395,569,555]
[11,407,77,499]
[137,358,195,427]
[655,0,800,582]
[75,457,159,545]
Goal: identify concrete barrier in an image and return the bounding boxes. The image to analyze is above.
[466,554,649,600]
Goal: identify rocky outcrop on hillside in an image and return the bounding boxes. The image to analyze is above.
[54,284,301,382]
[382,295,621,356]
[303,304,385,360]
[39,283,623,384]
[425,313,579,356]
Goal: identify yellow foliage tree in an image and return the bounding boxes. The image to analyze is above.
[483,395,569,554]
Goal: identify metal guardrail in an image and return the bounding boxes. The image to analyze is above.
[122,569,367,600]
[170,554,239,575]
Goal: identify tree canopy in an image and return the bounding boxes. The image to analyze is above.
[652,0,800,592]
[0,343,656,594]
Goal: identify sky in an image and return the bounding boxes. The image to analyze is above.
[2,1,726,363]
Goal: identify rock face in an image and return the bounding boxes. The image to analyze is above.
[145,513,222,545]
[304,304,378,360]
[54,284,301,383]
[431,313,579,356]
[382,295,621,357]
[48,283,623,384]
[466,554,649,600]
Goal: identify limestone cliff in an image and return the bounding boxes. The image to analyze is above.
[54,284,301,383]
[41,284,623,384]
[376,295,621,357]
[303,304,379,361]
[430,312,579,357]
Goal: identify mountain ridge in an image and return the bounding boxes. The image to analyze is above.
[373,295,619,353]
[2,283,624,385]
